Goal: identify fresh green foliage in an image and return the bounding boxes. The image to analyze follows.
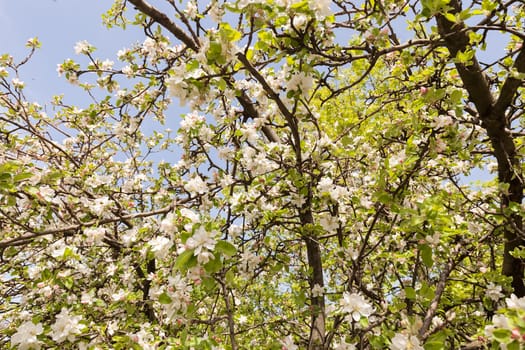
[2,0,525,349]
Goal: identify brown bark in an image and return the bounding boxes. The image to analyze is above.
[435,0,525,296]
[301,207,327,349]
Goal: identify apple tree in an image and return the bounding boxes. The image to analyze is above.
[2,0,525,349]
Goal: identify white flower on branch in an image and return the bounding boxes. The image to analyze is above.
[50,308,85,343]
[390,333,423,350]
[286,71,313,98]
[339,292,375,322]
[74,40,91,55]
[186,226,217,264]
[84,226,107,244]
[184,175,208,195]
[280,335,298,350]
[11,321,44,350]
[148,236,173,260]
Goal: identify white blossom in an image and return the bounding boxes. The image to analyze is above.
[184,175,208,195]
[432,114,454,129]
[186,226,217,264]
[228,224,242,239]
[184,0,198,19]
[286,71,313,97]
[80,290,95,305]
[485,314,511,338]
[149,236,173,259]
[292,14,308,29]
[485,283,503,302]
[84,226,106,244]
[12,78,25,88]
[280,335,298,350]
[310,0,332,19]
[333,339,356,350]
[142,37,157,56]
[319,213,339,233]
[339,292,375,322]
[100,59,114,70]
[85,173,112,188]
[506,294,525,310]
[160,213,176,234]
[312,284,324,297]
[37,185,55,201]
[122,65,134,76]
[240,250,262,275]
[11,321,44,350]
[180,111,205,131]
[74,40,91,54]
[390,333,423,350]
[88,196,112,217]
[50,308,85,343]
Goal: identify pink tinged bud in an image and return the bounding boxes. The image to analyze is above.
[420,86,428,95]
[511,328,521,340]
[477,336,486,343]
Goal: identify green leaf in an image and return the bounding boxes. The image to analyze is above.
[419,244,434,268]
[507,341,520,350]
[158,292,172,304]
[204,255,223,274]
[405,287,416,300]
[426,331,448,346]
[449,89,463,105]
[456,49,474,64]
[219,23,241,42]
[186,59,199,71]
[491,328,511,343]
[202,276,217,291]
[481,0,497,12]
[443,12,457,23]
[62,276,74,290]
[290,0,308,10]
[359,316,369,328]
[207,41,224,65]
[175,249,197,271]
[0,169,12,179]
[13,172,33,183]
[215,240,237,257]
[63,247,75,259]
[424,341,445,350]
[225,270,235,286]
[41,268,52,281]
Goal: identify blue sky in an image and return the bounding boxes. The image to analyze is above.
[0,0,186,156]
[0,0,139,104]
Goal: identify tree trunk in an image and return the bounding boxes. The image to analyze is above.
[302,207,326,349]
[435,0,525,296]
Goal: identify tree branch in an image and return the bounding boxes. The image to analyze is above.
[126,0,199,51]
[0,203,176,249]
[493,47,525,116]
